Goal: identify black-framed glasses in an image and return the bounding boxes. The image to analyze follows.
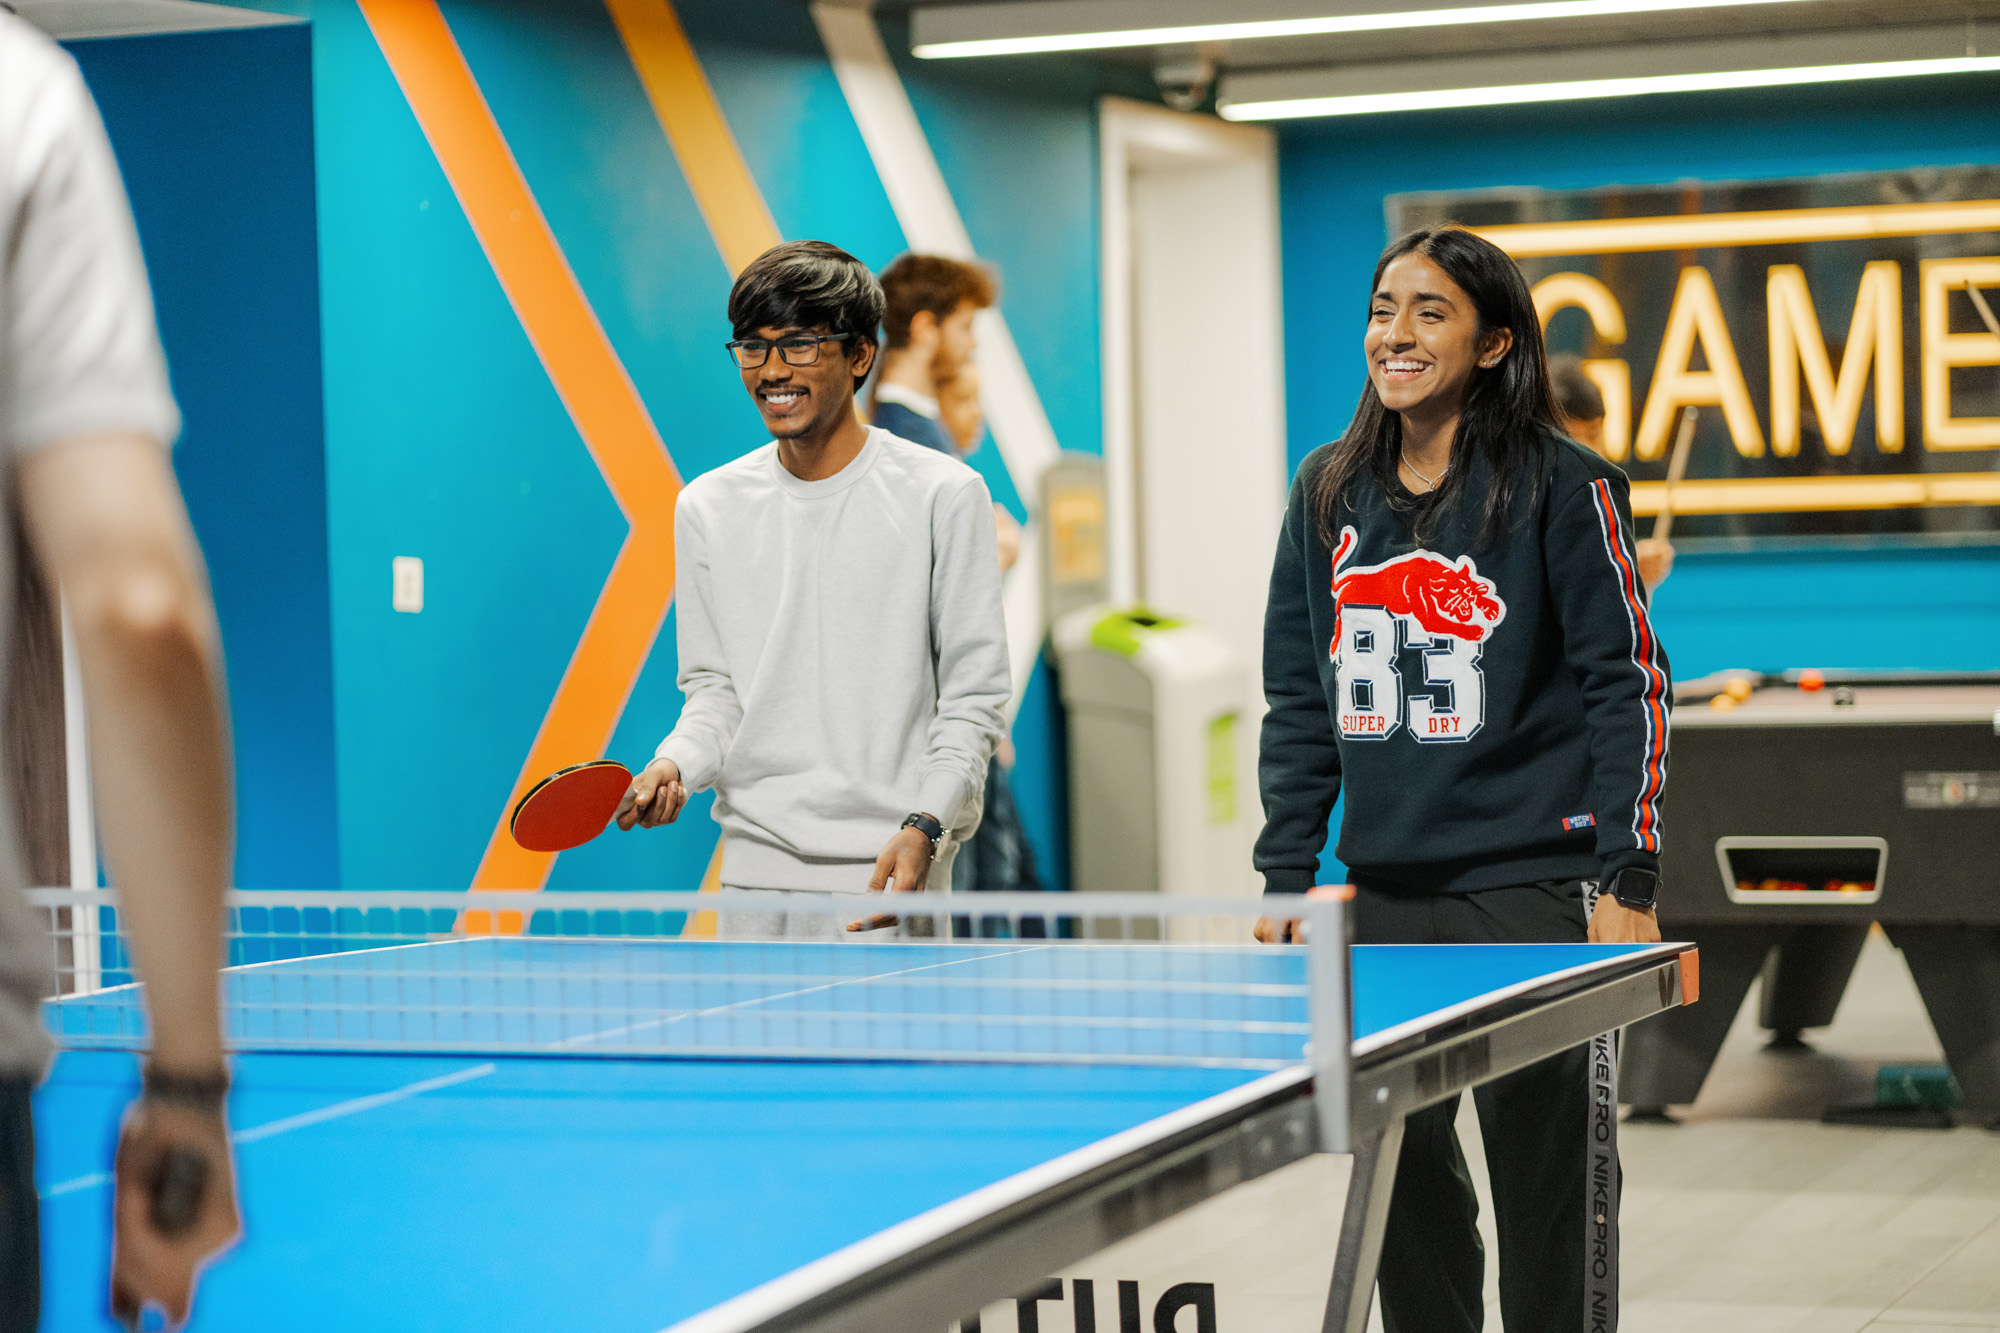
[725,333,848,370]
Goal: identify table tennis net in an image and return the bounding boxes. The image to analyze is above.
[26,890,1314,1070]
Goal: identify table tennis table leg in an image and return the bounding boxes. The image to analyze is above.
[1320,1113,1406,1333]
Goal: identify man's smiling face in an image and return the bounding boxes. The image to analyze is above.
[740,325,874,442]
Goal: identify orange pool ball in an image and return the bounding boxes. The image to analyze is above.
[1799,669,1826,692]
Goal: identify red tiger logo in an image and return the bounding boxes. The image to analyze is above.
[1331,526,1506,647]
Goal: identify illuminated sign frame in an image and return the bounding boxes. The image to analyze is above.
[1472,199,2000,517]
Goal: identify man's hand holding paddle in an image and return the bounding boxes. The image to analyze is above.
[505,758,682,853]
[616,759,688,831]
[527,755,941,933]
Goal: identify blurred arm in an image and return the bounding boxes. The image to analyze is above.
[17,432,230,1072]
[1635,537,1675,592]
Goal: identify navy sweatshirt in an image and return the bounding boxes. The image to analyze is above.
[872,398,957,456]
[1256,434,1671,897]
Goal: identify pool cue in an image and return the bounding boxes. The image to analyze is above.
[1652,405,1698,544]
[1967,278,2000,340]
[1584,880,1621,1332]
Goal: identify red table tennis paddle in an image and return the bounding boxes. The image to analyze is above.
[509,761,633,851]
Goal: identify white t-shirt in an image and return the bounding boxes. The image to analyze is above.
[0,14,181,1074]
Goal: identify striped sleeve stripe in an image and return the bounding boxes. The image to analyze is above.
[1587,480,1670,853]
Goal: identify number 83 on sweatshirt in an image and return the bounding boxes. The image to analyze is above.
[1329,526,1507,743]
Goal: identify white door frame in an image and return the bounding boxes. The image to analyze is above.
[1098,95,1285,608]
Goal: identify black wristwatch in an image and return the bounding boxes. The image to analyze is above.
[142,1064,231,1114]
[1607,867,1660,910]
[900,812,944,855]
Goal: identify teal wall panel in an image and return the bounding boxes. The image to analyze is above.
[70,26,340,889]
[894,49,1106,466]
[297,0,643,888]
[1650,544,2000,676]
[679,0,908,274]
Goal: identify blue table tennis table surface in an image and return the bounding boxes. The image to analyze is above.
[33,940,1657,1333]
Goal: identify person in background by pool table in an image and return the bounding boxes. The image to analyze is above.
[1551,356,1674,593]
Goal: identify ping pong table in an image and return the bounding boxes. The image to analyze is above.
[28,889,1696,1333]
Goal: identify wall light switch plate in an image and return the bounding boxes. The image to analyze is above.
[392,556,424,613]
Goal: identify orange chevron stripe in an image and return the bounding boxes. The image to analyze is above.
[681,837,724,938]
[604,0,781,275]
[357,0,683,890]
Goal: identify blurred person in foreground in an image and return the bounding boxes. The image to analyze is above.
[873,259,1041,907]
[1,14,240,1329]
[1550,355,1674,591]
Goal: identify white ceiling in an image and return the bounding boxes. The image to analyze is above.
[16,0,297,41]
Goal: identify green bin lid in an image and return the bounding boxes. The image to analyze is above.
[1089,607,1185,657]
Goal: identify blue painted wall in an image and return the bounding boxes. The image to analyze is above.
[69,26,342,889]
[86,0,1118,889]
[1276,72,2000,680]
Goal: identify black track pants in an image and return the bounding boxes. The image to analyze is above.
[0,1077,35,1333]
[1355,879,1596,1333]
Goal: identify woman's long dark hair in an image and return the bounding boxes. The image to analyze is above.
[1311,223,1565,550]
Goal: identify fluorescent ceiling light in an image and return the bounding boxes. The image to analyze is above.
[1215,23,1998,118]
[911,0,1826,59]
[1222,54,2000,117]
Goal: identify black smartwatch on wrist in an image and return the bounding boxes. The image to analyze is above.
[900,812,944,855]
[1607,867,1660,910]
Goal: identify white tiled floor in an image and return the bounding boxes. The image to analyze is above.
[1452,929,2000,1331]
[986,933,2000,1333]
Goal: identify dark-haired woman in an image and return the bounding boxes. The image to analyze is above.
[1255,224,1670,1332]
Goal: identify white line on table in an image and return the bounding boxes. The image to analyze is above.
[39,1061,497,1199]
[232,1062,496,1143]
[561,945,1053,1047]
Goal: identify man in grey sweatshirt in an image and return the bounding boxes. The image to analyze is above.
[614,242,1011,934]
